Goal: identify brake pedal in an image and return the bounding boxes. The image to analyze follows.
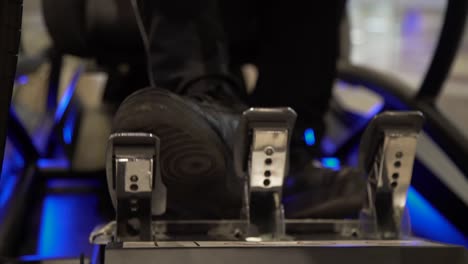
[234,108,296,237]
[106,133,166,241]
[359,111,424,239]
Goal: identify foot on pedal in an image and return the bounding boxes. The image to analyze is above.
[111,86,246,219]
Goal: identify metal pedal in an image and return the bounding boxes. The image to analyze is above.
[234,108,296,237]
[358,111,424,238]
[106,133,166,241]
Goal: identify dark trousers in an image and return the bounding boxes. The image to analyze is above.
[143,0,346,126]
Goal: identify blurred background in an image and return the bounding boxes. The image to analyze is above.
[16,0,468,148]
[1,0,467,260]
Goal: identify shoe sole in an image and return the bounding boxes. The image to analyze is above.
[112,88,231,216]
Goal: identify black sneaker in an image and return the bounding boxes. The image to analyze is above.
[285,121,366,219]
[284,165,366,219]
[112,79,246,219]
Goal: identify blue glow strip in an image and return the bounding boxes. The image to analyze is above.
[37,194,101,258]
[62,122,73,145]
[12,148,25,168]
[365,101,384,119]
[20,255,46,262]
[91,245,100,264]
[47,178,100,190]
[62,109,77,145]
[0,145,25,209]
[0,174,18,209]
[407,187,468,247]
[38,195,70,257]
[37,158,70,170]
[54,67,83,123]
[304,128,316,146]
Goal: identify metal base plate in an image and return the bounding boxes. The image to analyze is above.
[104,240,468,264]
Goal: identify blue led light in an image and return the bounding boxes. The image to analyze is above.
[365,101,384,119]
[20,255,43,262]
[321,157,341,170]
[38,194,101,258]
[62,109,77,145]
[304,128,316,146]
[47,178,100,189]
[0,174,18,209]
[62,123,72,145]
[12,149,25,168]
[407,187,468,247]
[16,75,29,86]
[0,144,24,209]
[37,158,70,170]
[54,68,83,123]
[91,245,100,264]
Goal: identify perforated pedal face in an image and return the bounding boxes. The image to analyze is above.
[250,129,288,190]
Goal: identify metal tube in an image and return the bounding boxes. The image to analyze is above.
[416,0,468,101]
[0,164,36,256]
[0,0,23,176]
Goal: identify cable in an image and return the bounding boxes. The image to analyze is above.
[130,0,156,87]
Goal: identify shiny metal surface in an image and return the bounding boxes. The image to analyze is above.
[90,221,116,245]
[123,241,158,248]
[359,111,424,238]
[90,218,363,245]
[106,133,166,216]
[115,158,153,193]
[105,239,468,264]
[250,129,288,190]
[113,238,448,248]
[382,130,419,219]
[90,220,250,244]
[367,128,420,235]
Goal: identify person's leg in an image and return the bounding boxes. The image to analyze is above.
[142,0,236,91]
[218,0,259,69]
[111,0,246,219]
[242,1,366,219]
[250,0,347,146]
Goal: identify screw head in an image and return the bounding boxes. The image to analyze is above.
[265,147,274,156]
[130,175,138,182]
